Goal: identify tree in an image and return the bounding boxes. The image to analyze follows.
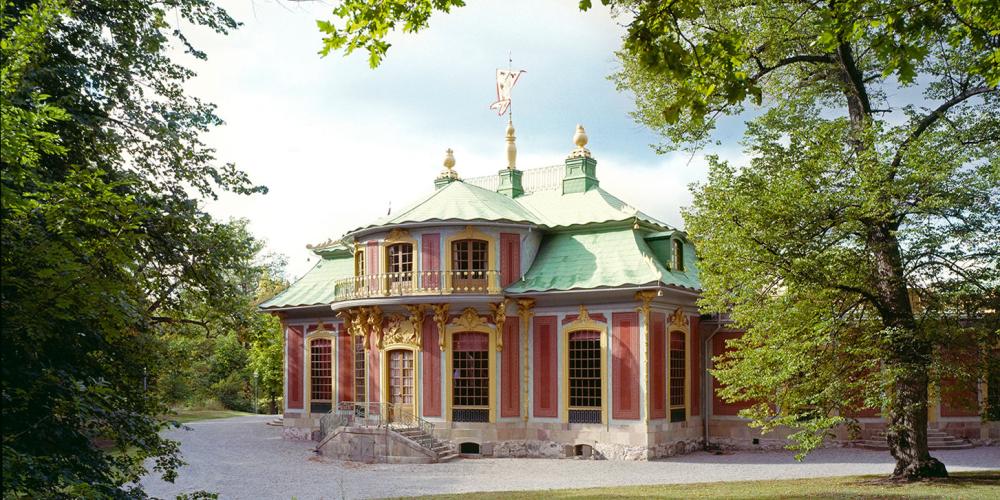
[1,0,262,496]
[313,0,999,480]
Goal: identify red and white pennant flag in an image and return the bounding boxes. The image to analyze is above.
[489,69,525,116]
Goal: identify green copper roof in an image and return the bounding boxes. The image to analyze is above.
[259,255,354,309]
[515,187,671,229]
[504,228,700,293]
[354,180,540,233]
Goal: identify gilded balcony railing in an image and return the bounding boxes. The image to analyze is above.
[333,270,501,301]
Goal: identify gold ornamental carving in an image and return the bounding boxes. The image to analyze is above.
[451,307,488,331]
[670,307,690,331]
[405,304,425,349]
[432,303,449,351]
[386,228,411,243]
[490,300,508,352]
[564,304,604,333]
[368,306,383,350]
[382,313,420,349]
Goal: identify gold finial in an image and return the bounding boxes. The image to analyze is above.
[505,121,517,170]
[440,148,458,179]
[570,124,592,158]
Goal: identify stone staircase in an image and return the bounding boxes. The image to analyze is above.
[397,427,460,462]
[855,429,974,450]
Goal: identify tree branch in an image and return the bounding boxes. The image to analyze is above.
[889,86,996,171]
[752,54,835,82]
[150,316,211,335]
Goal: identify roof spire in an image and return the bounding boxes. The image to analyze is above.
[505,119,517,170]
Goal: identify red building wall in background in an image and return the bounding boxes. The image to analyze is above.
[368,330,380,404]
[421,316,441,417]
[712,331,753,416]
[612,311,640,420]
[533,315,558,418]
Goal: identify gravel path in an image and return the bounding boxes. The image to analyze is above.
[141,415,999,499]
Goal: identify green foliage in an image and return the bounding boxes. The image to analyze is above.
[0,0,268,497]
[317,0,466,68]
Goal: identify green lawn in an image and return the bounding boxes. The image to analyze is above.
[167,409,255,423]
[415,470,1000,499]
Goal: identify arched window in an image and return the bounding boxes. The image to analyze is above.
[452,239,489,292]
[452,331,489,422]
[669,331,686,422]
[568,330,602,423]
[672,239,685,272]
[310,338,332,413]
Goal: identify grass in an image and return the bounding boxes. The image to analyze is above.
[167,408,255,423]
[414,470,1000,499]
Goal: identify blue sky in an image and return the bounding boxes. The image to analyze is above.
[180,0,746,278]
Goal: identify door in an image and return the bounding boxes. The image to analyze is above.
[388,349,415,423]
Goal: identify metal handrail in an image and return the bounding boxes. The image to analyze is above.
[321,402,436,433]
[332,270,501,301]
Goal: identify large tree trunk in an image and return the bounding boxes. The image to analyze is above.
[868,224,948,479]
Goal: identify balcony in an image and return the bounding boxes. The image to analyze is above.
[333,270,501,302]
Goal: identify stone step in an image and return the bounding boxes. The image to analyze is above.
[855,440,975,451]
[437,453,460,462]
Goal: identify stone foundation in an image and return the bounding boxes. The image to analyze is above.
[282,426,312,441]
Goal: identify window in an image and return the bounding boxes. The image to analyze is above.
[669,331,686,422]
[672,239,684,272]
[355,250,365,276]
[568,330,602,424]
[354,335,366,403]
[310,338,332,413]
[387,243,413,281]
[452,332,489,422]
[388,350,414,421]
[452,239,489,292]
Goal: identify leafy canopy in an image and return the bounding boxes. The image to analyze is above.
[1,0,267,496]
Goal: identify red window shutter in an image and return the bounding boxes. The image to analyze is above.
[366,241,379,292]
[689,315,700,416]
[421,316,441,417]
[287,325,304,409]
[500,233,520,287]
[337,324,353,402]
[651,312,667,419]
[421,233,440,289]
[501,320,520,417]
[533,315,558,418]
[612,312,640,420]
[368,329,380,404]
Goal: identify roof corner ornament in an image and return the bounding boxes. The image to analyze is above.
[439,148,459,180]
[506,121,517,171]
[569,124,592,159]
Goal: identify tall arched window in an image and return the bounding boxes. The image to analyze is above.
[669,331,686,422]
[452,332,489,422]
[452,239,488,292]
[310,338,333,413]
[672,239,685,272]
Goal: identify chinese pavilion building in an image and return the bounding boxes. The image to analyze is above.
[260,124,992,461]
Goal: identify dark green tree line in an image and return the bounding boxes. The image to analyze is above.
[1,0,270,496]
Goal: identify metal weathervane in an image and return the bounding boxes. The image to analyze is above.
[489,53,525,121]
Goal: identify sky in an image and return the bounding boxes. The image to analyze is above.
[179,0,746,279]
